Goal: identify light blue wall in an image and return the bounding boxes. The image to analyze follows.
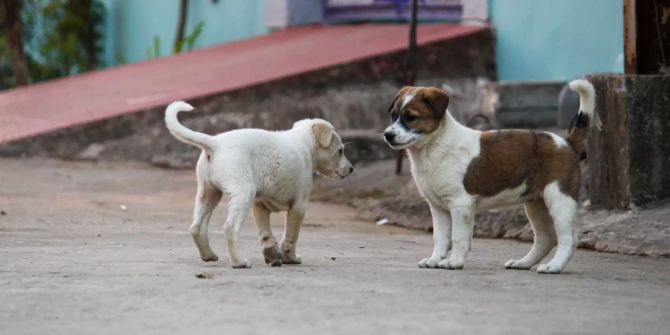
[491,0,624,81]
[100,0,267,66]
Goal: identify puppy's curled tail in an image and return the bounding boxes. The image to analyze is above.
[566,79,601,159]
[165,101,217,153]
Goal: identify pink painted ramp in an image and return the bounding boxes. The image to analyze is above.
[0,23,487,144]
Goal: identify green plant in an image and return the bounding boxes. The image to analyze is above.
[174,21,204,53]
[0,0,30,87]
[146,35,162,60]
[114,51,127,65]
[0,0,106,89]
[146,20,204,60]
[34,0,106,79]
[0,33,16,88]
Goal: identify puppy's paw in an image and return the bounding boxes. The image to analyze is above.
[200,253,219,262]
[231,258,252,269]
[281,252,302,265]
[438,257,464,270]
[263,245,283,267]
[418,256,441,268]
[537,263,561,274]
[504,259,531,270]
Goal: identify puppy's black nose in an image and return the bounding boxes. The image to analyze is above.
[349,166,354,174]
[384,132,396,142]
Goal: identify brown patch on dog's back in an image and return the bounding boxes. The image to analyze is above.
[463,130,534,197]
[463,130,581,200]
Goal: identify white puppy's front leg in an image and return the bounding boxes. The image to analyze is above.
[419,203,451,268]
[439,206,474,270]
[281,203,306,265]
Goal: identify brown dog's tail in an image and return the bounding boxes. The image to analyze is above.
[566,79,601,159]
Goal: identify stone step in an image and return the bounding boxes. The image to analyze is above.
[493,80,565,128]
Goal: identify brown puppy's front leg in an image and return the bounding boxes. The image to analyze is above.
[418,203,451,268]
[252,202,282,267]
[281,204,305,265]
[438,205,475,270]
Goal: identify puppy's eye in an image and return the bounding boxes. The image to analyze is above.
[391,112,399,121]
[404,114,418,122]
[338,148,343,155]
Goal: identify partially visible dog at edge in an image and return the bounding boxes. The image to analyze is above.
[383,79,599,274]
[165,102,353,268]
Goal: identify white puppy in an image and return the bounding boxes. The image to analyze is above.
[383,79,598,274]
[165,101,353,268]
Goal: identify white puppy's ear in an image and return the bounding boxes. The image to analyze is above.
[312,121,333,148]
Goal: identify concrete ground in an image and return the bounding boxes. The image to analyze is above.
[1,158,669,335]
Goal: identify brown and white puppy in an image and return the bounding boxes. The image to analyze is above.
[383,80,598,274]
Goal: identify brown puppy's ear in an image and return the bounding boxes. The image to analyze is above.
[421,87,450,119]
[312,120,333,148]
[388,86,414,114]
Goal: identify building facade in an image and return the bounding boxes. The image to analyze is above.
[98,0,624,81]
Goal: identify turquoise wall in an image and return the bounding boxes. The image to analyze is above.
[491,0,624,81]
[99,0,267,66]
[97,0,624,80]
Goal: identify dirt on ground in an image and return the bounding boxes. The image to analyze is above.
[313,159,670,258]
[1,158,669,335]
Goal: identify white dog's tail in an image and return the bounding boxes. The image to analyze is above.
[566,79,601,158]
[164,101,217,152]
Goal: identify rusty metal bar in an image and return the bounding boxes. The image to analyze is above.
[624,0,637,74]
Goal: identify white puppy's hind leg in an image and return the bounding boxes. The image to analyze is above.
[281,203,306,265]
[419,203,451,268]
[537,182,578,274]
[252,203,282,267]
[505,200,557,270]
[190,182,222,262]
[223,190,254,268]
[438,206,474,270]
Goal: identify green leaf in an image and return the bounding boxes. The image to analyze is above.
[173,20,205,54]
[153,35,161,57]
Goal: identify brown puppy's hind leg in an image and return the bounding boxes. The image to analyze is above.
[505,200,557,270]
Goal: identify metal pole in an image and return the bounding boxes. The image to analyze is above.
[396,0,419,175]
[624,0,637,74]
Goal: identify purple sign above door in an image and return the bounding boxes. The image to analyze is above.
[324,0,464,23]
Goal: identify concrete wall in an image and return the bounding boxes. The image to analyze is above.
[490,0,624,81]
[99,0,267,66]
[587,74,670,209]
[0,31,495,167]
